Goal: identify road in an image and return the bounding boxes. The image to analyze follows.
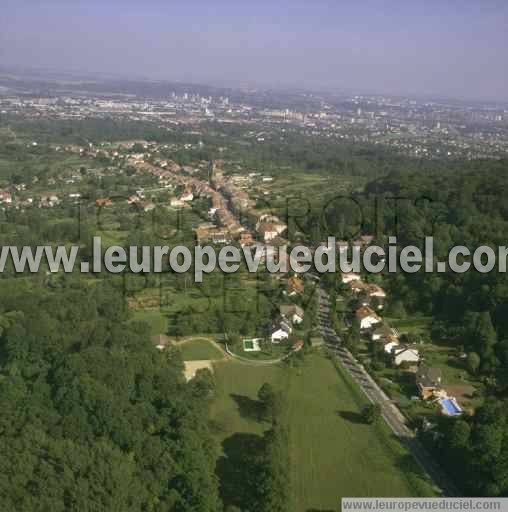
[316,282,459,497]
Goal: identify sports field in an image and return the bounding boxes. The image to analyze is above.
[210,352,435,511]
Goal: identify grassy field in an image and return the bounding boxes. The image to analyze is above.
[210,352,434,511]
[178,338,224,361]
[131,309,168,335]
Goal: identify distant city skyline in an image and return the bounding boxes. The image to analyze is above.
[2,0,508,102]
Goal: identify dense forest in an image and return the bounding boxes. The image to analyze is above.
[361,162,508,496]
[0,280,221,511]
[360,162,508,381]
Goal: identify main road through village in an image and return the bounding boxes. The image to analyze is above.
[196,159,460,497]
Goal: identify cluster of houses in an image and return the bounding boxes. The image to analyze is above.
[240,275,306,355]
[189,163,250,244]
[356,304,421,366]
[255,214,287,243]
[347,272,423,368]
[191,160,291,251]
[211,162,253,214]
[95,190,156,212]
[342,271,413,366]
[243,276,305,352]
[346,270,462,413]
[169,188,193,208]
[39,195,60,208]
[1,186,78,210]
[271,303,305,343]
[269,275,306,345]
[342,272,386,308]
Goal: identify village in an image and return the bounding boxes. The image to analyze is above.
[0,137,478,425]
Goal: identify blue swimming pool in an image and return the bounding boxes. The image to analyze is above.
[440,398,463,416]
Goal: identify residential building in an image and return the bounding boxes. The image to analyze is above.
[416,366,443,399]
[292,340,305,352]
[393,347,420,366]
[96,198,113,207]
[368,284,386,298]
[271,321,292,343]
[356,305,382,330]
[151,334,171,350]
[280,304,304,325]
[371,323,396,342]
[341,272,361,284]
[258,222,286,242]
[287,276,305,296]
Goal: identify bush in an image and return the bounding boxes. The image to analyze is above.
[361,403,382,424]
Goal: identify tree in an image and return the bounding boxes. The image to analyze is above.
[361,403,382,424]
[258,382,275,404]
[258,383,282,421]
[472,312,498,374]
[344,317,361,355]
[227,332,242,349]
[448,420,471,451]
[467,352,481,375]
[257,419,290,512]
[388,300,406,319]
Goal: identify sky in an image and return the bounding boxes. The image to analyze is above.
[1,0,507,101]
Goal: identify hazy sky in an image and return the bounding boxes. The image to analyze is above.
[1,0,507,100]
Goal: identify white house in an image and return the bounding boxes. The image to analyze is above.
[180,190,194,202]
[271,321,292,343]
[371,324,395,342]
[257,221,287,242]
[393,347,420,366]
[349,280,369,294]
[384,341,400,354]
[256,214,282,226]
[356,306,381,330]
[368,284,386,298]
[341,272,361,284]
[279,304,304,325]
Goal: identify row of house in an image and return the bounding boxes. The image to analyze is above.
[1,189,59,209]
[347,272,455,406]
[356,304,422,366]
[346,271,423,368]
[342,272,386,306]
[268,274,306,344]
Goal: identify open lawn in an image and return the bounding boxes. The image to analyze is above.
[178,338,224,361]
[210,353,434,511]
